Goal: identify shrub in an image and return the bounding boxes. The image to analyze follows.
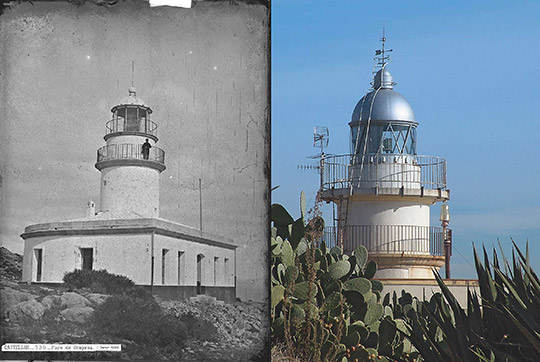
[63,269,137,295]
[92,294,187,348]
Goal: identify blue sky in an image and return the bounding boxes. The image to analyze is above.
[271,0,540,278]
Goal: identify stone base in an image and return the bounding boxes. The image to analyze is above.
[378,278,479,309]
[370,253,445,279]
[144,285,236,304]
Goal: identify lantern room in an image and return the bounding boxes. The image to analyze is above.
[106,87,158,140]
[349,68,418,156]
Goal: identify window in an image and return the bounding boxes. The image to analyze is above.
[214,257,219,286]
[224,258,229,284]
[162,249,169,285]
[197,254,205,294]
[177,251,185,285]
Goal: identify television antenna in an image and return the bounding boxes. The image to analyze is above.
[313,126,329,156]
[297,126,331,191]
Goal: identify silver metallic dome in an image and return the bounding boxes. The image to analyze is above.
[373,68,394,89]
[351,68,415,124]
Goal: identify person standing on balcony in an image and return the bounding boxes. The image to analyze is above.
[142,139,151,160]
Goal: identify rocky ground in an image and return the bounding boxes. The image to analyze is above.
[1,280,268,360]
[0,248,268,361]
[162,299,268,361]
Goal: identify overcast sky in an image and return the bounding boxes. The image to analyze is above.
[271,0,540,278]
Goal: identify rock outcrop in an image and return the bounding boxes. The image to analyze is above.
[60,306,95,323]
[60,292,92,308]
[1,287,37,314]
[8,299,46,320]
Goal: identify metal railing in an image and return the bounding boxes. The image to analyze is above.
[96,144,165,164]
[321,225,445,256]
[322,154,446,190]
[106,119,158,137]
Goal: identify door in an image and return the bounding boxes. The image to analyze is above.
[197,254,204,294]
[35,249,42,282]
[81,248,93,271]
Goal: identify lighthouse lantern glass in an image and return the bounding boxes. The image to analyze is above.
[350,123,416,156]
[115,106,148,133]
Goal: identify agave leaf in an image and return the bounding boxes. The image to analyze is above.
[518,259,540,298]
[493,268,527,310]
[498,304,540,355]
[498,239,512,277]
[473,245,497,302]
[513,239,540,287]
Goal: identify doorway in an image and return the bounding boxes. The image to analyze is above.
[81,248,94,271]
[34,249,43,282]
[197,254,205,295]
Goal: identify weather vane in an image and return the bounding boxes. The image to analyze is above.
[374,27,392,68]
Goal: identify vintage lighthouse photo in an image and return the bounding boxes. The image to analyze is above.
[0,0,269,360]
[21,86,238,301]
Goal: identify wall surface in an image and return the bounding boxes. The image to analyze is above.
[100,165,161,217]
[343,200,430,226]
[0,0,269,301]
[22,231,235,287]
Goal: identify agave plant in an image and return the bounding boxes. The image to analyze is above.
[384,241,540,362]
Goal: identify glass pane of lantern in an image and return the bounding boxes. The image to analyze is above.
[382,130,393,153]
[126,107,139,132]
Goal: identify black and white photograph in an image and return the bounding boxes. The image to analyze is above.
[0,0,269,360]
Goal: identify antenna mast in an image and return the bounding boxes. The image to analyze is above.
[313,126,329,190]
[374,27,393,70]
[131,61,135,87]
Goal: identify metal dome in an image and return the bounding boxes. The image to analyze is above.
[351,68,415,124]
[111,87,152,113]
[373,68,394,89]
[117,88,148,107]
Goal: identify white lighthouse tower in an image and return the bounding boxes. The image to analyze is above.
[96,87,165,218]
[321,38,450,278]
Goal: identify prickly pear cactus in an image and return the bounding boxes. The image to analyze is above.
[271,197,419,362]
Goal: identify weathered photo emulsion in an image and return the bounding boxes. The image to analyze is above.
[0,0,270,360]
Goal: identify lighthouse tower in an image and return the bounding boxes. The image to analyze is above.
[321,39,450,278]
[95,87,166,218]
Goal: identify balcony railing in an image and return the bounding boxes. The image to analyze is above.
[322,154,446,190]
[106,119,158,137]
[96,144,165,164]
[321,225,446,256]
